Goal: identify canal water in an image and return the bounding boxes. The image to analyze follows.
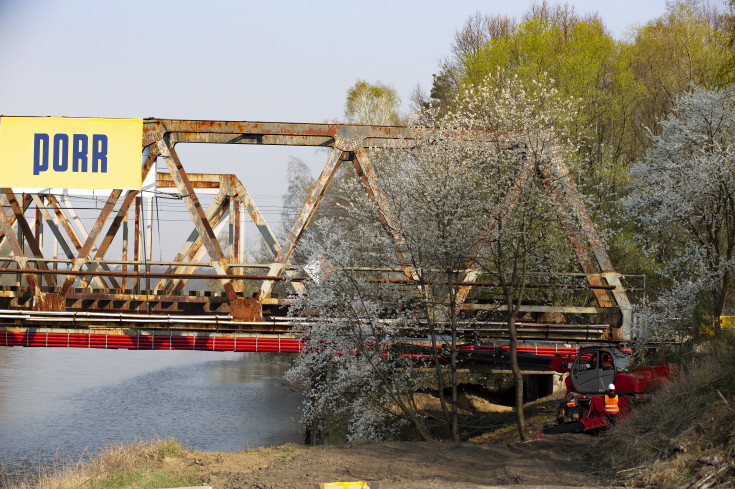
[0,347,304,472]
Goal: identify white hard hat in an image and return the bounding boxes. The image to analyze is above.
[608,383,615,390]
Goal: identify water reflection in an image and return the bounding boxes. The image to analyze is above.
[0,348,303,471]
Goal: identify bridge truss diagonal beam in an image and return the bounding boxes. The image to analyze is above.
[155,185,229,294]
[450,147,616,313]
[256,147,344,302]
[155,137,240,303]
[75,153,158,290]
[3,189,55,288]
[57,190,122,297]
[0,195,40,297]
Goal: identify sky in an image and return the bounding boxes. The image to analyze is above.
[0,0,683,257]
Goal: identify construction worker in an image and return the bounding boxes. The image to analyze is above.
[563,390,577,421]
[604,383,619,426]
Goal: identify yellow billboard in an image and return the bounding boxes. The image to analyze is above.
[0,117,143,190]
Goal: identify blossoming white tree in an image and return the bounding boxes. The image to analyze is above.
[445,71,581,440]
[286,71,584,443]
[625,85,735,337]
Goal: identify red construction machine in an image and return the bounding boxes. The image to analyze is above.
[544,346,678,433]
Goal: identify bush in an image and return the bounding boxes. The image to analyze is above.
[595,334,735,488]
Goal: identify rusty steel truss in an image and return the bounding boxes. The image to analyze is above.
[0,119,632,341]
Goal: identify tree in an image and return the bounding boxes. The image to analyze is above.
[285,220,434,442]
[631,1,731,145]
[286,116,503,442]
[435,6,644,234]
[287,71,582,443]
[444,70,582,441]
[431,1,735,298]
[344,80,402,126]
[624,85,735,337]
[718,0,735,83]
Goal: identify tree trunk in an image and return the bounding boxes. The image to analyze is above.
[450,297,459,442]
[714,273,730,336]
[405,407,433,441]
[428,319,451,435]
[508,312,527,441]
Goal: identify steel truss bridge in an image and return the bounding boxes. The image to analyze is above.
[0,119,633,347]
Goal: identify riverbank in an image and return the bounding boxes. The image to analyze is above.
[0,389,598,489]
[2,391,617,489]
[7,338,733,489]
[2,435,612,489]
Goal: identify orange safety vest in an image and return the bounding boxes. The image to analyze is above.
[604,394,619,414]
[565,394,576,407]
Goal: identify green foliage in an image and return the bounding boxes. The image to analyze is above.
[83,439,200,489]
[147,438,189,460]
[717,0,735,84]
[632,2,733,136]
[448,14,644,221]
[345,79,402,125]
[0,439,201,489]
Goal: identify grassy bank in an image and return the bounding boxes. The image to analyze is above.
[1,439,201,489]
[595,336,735,488]
[1,439,309,489]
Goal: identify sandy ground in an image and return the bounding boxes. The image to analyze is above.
[171,434,614,489]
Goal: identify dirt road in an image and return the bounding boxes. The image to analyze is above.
[182,434,613,489]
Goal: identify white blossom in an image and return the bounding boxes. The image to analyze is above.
[624,85,735,338]
[287,70,586,442]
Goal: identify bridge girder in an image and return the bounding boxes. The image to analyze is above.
[0,119,632,341]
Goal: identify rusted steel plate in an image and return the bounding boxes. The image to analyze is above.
[33,293,65,311]
[157,172,222,188]
[230,298,263,322]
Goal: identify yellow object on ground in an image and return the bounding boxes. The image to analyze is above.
[316,482,375,489]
